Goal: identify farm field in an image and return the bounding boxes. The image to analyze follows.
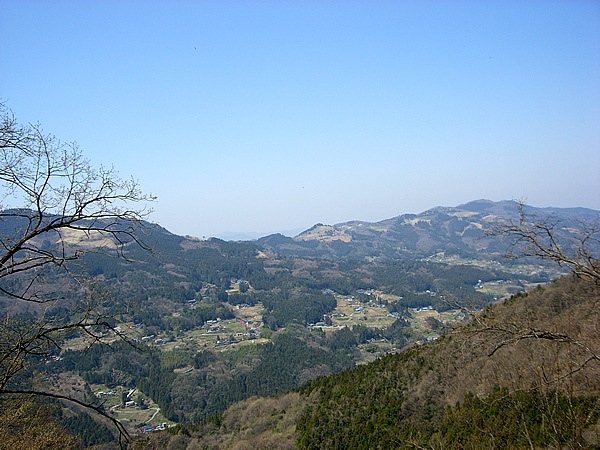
[90,384,172,434]
[328,293,398,330]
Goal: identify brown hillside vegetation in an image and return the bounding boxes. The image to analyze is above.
[0,397,80,450]
[130,393,306,450]
[134,273,599,449]
[444,274,599,404]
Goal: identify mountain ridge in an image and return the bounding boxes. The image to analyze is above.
[202,200,599,243]
[256,199,599,263]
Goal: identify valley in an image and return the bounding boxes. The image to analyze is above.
[1,200,598,448]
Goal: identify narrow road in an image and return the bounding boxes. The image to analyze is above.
[148,407,160,422]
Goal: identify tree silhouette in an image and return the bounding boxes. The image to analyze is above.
[0,103,155,445]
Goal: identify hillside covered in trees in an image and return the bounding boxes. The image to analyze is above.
[133,271,600,449]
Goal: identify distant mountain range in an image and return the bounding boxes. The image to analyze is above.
[255,199,599,262]
[215,228,306,242]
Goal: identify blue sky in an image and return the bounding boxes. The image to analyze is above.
[2,1,599,239]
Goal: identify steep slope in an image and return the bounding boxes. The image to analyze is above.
[296,273,600,448]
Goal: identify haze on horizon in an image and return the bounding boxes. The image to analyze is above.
[1,1,599,239]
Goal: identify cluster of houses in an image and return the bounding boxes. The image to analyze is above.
[135,422,168,434]
[410,305,434,312]
[96,390,117,398]
[203,317,261,347]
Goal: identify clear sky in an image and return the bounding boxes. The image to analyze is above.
[2,1,599,239]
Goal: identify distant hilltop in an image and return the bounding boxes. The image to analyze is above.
[256,199,600,261]
[203,200,599,243]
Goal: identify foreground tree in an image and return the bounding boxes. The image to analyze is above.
[460,201,600,446]
[0,103,155,444]
[497,200,599,282]
[480,200,600,352]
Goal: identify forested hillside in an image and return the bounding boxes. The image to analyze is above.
[258,199,600,265]
[133,272,599,449]
[295,274,599,448]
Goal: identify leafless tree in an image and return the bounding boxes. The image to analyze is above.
[0,103,155,445]
[494,200,600,282]
[479,200,600,360]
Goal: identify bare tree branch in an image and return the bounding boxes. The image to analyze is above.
[1,389,130,448]
[0,102,155,443]
[489,200,600,282]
